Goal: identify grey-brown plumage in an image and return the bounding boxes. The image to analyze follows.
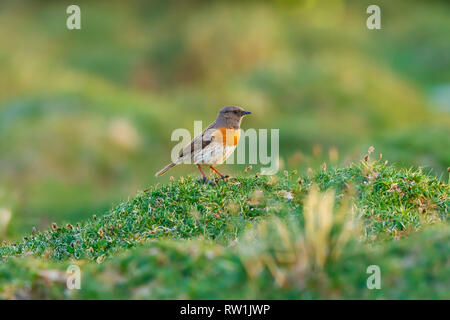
[155,106,251,178]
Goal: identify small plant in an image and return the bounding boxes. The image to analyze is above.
[239,186,359,288]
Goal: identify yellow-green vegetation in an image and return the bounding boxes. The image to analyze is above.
[0,158,448,299]
[2,226,449,299]
[0,0,449,237]
[0,0,449,300]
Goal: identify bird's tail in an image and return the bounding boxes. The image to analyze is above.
[155,163,176,177]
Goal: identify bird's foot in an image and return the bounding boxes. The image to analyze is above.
[198,176,216,185]
[214,175,230,183]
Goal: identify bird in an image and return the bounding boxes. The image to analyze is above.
[155,106,251,183]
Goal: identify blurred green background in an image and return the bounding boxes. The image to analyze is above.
[0,0,448,239]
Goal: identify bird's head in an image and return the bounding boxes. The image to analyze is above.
[217,106,251,128]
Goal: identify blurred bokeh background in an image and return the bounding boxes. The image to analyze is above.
[0,0,448,239]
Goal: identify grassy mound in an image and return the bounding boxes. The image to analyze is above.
[1,159,447,261]
[1,0,449,237]
[2,225,449,299]
[0,159,448,299]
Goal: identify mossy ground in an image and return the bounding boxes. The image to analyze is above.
[0,159,448,299]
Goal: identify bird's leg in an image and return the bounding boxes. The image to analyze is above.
[197,165,215,185]
[210,166,229,181]
[210,166,224,178]
[197,164,207,179]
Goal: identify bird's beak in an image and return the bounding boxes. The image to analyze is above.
[241,110,251,115]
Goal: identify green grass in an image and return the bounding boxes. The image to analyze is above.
[0,159,448,299]
[1,159,447,263]
[3,227,450,299]
[0,181,448,299]
[1,0,449,237]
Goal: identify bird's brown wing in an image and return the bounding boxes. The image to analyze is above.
[178,121,217,160]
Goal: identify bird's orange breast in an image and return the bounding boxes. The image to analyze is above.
[214,127,241,146]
